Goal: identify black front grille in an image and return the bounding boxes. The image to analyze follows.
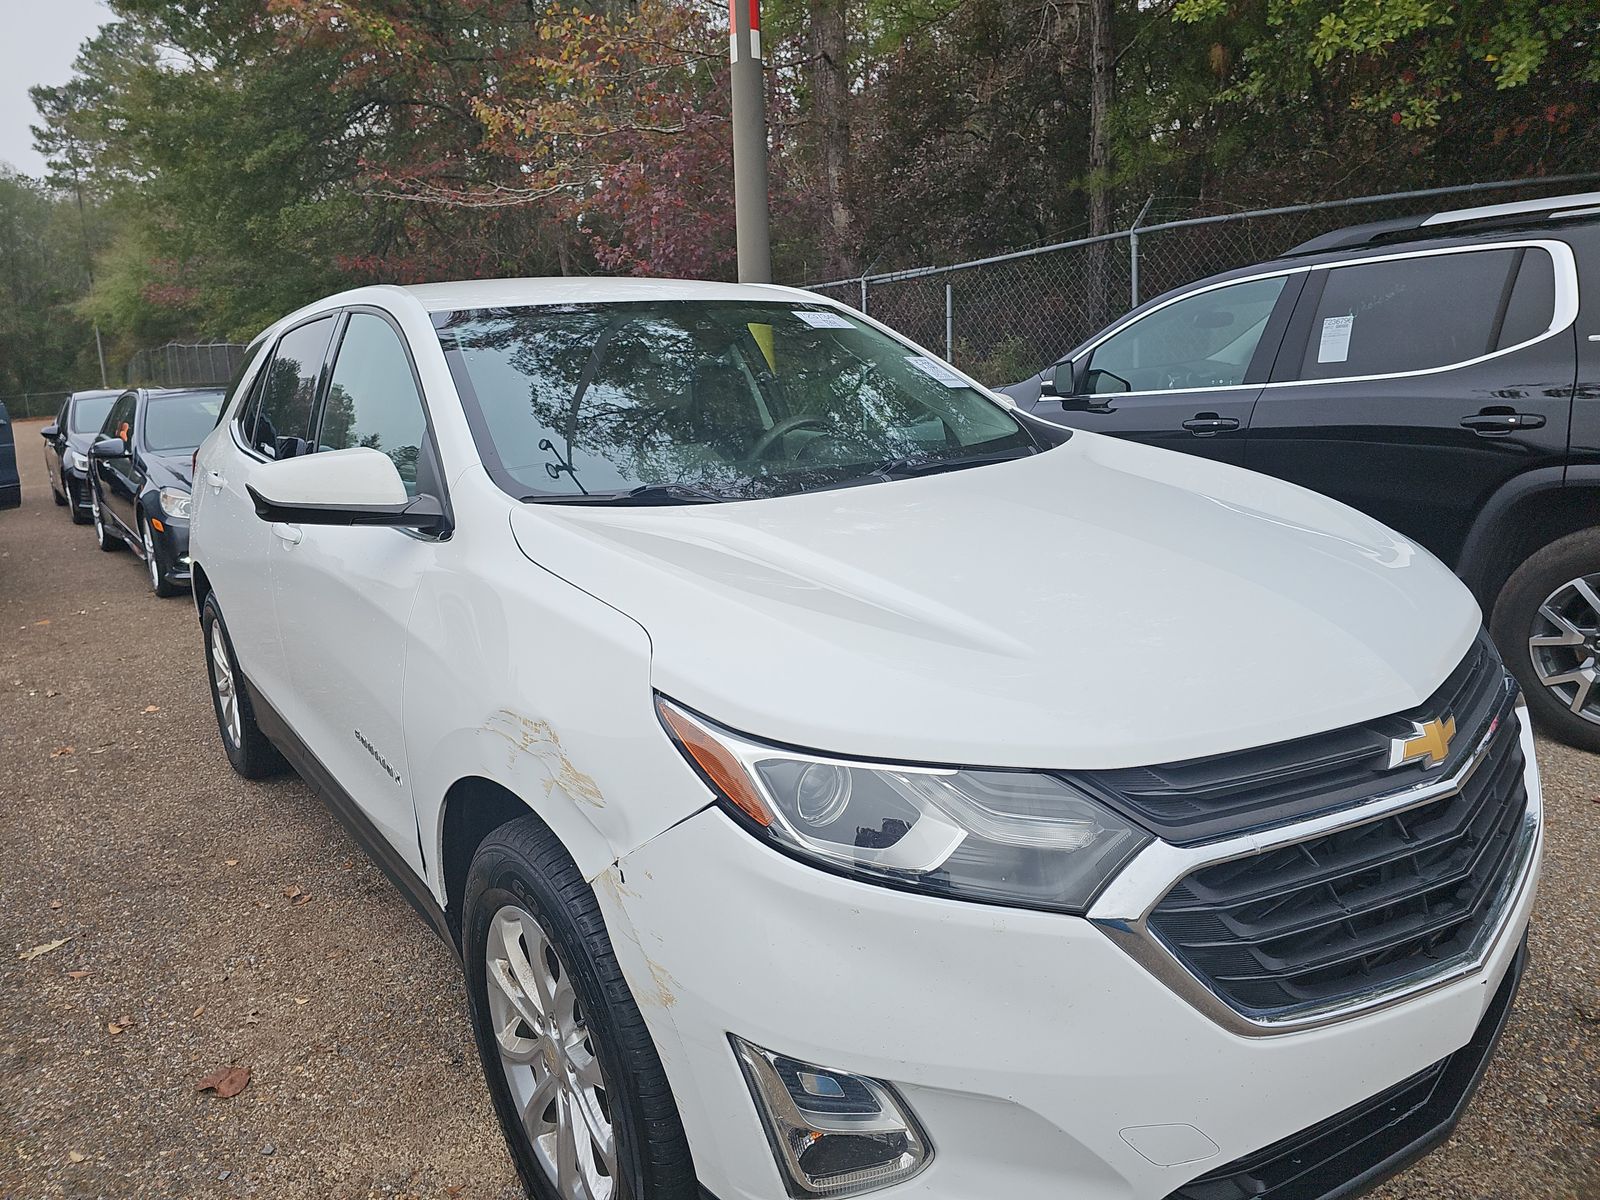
[1071,633,1506,845]
[1166,937,1525,1200]
[1147,693,1528,1016]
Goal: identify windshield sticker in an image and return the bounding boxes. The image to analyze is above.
[1317,314,1354,364]
[794,309,855,329]
[905,356,968,388]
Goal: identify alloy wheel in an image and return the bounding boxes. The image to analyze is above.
[142,519,160,590]
[485,904,618,1200]
[1528,574,1600,725]
[210,623,242,747]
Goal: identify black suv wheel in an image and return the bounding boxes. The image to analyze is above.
[1492,530,1600,753]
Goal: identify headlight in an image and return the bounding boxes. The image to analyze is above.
[656,697,1151,913]
[158,487,192,519]
[65,449,87,471]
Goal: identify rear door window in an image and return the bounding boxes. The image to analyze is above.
[1294,248,1548,380]
[247,317,336,459]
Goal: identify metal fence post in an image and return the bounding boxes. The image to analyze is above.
[945,281,954,363]
[859,276,868,314]
[1129,196,1154,310]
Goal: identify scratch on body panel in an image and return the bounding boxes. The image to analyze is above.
[483,710,606,808]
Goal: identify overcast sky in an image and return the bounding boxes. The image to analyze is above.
[0,0,113,177]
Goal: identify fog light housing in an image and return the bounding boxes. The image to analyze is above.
[731,1036,931,1197]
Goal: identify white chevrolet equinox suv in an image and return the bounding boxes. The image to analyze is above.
[189,278,1543,1200]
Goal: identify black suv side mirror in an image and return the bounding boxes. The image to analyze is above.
[90,436,128,459]
[40,424,59,440]
[1040,362,1076,398]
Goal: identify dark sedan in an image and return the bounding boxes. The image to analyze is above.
[0,399,19,510]
[41,388,120,523]
[88,387,223,596]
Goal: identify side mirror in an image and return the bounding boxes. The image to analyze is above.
[1039,362,1076,398]
[246,446,447,532]
[40,424,59,440]
[90,436,127,459]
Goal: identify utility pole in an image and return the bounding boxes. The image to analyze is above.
[70,162,108,388]
[729,0,772,283]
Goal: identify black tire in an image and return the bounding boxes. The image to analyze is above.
[67,479,91,525]
[200,594,288,778]
[463,817,696,1200]
[140,512,181,598]
[91,488,120,552]
[1491,528,1600,753]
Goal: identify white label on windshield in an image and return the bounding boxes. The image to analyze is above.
[1317,314,1354,363]
[794,309,854,329]
[905,356,968,387]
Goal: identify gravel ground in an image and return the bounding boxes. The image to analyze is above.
[2,417,1597,1200]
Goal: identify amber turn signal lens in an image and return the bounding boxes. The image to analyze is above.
[151,518,165,533]
[657,699,773,826]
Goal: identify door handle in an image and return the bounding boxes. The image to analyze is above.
[1182,413,1241,436]
[271,522,303,546]
[1460,409,1546,435]
[206,469,226,491]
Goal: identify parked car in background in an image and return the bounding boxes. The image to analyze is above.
[1005,190,1600,752]
[0,399,19,510]
[189,279,1540,1200]
[41,388,120,523]
[88,386,223,596]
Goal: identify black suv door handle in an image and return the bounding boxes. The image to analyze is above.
[1461,408,1545,434]
[1182,413,1241,436]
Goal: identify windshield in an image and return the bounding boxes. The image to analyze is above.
[144,391,223,452]
[69,394,116,434]
[437,301,1035,501]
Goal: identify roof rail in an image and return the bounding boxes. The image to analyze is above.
[1419,190,1600,226]
[1286,190,1600,257]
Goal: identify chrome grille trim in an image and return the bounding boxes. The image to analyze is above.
[1087,693,1542,1037]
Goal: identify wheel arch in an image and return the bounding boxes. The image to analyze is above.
[190,560,212,620]
[1455,467,1600,609]
[437,776,570,944]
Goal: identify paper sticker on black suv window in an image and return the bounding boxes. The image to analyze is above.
[1317,314,1354,364]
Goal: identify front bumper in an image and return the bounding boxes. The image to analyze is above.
[65,465,92,509]
[153,515,192,584]
[596,716,1543,1200]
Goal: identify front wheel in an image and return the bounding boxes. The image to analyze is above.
[141,513,180,597]
[463,817,696,1200]
[1492,529,1600,753]
[67,479,91,525]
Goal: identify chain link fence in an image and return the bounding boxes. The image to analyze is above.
[0,391,71,420]
[808,174,1600,387]
[125,341,247,389]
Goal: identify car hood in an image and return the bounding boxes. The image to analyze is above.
[143,452,194,488]
[65,431,99,456]
[509,434,1480,769]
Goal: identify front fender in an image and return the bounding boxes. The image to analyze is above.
[401,527,715,904]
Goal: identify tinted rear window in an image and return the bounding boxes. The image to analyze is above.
[144,391,224,452]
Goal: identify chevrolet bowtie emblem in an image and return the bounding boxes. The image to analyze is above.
[1388,715,1456,770]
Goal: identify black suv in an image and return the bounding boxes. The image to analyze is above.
[1004,191,1600,751]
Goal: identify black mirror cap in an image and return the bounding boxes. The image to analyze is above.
[246,484,449,534]
[40,424,59,440]
[1040,362,1076,398]
[90,436,127,458]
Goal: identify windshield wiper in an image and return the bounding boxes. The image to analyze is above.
[524,483,737,506]
[867,446,1039,480]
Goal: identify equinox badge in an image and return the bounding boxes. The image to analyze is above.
[1388,715,1456,770]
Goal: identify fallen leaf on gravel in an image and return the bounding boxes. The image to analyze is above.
[283,885,303,899]
[192,1004,205,1018]
[49,745,74,758]
[18,937,70,962]
[196,1065,251,1098]
[65,969,90,980]
[224,859,239,866]
[34,618,50,626]
[106,1022,125,1035]
[67,1151,85,1163]
[48,899,62,910]
[294,997,309,1005]
[142,705,160,713]
[292,892,312,906]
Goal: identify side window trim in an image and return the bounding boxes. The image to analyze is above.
[233,312,338,462]
[1076,238,1576,397]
